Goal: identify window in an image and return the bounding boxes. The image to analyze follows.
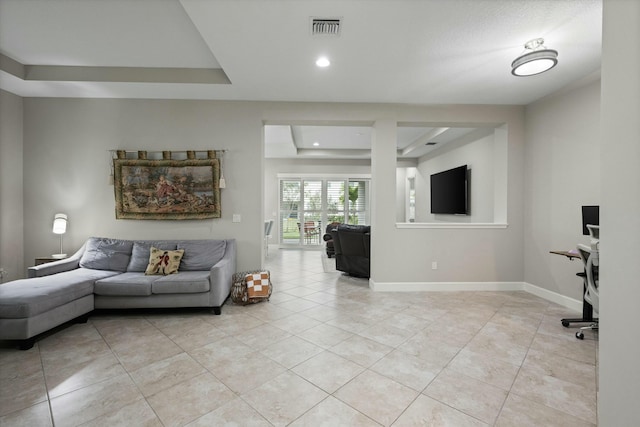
[278,177,370,246]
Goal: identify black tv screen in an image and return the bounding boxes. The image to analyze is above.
[581,205,599,235]
[430,165,468,215]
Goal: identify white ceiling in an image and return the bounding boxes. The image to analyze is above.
[0,0,602,158]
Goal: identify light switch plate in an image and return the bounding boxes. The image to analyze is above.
[232,214,241,223]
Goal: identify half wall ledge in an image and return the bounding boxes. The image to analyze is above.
[396,223,508,229]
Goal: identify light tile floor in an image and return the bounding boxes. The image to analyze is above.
[0,248,598,426]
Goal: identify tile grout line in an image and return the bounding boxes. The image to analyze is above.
[36,343,57,427]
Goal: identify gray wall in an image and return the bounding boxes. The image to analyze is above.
[0,90,24,282]
[415,130,497,223]
[262,103,525,285]
[523,80,601,301]
[23,98,265,272]
[18,100,525,288]
[599,0,640,424]
[366,105,524,285]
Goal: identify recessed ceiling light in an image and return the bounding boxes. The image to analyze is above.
[315,57,330,67]
[313,142,320,147]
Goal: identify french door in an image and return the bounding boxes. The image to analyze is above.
[279,178,369,246]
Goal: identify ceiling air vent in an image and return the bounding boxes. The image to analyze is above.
[311,18,341,36]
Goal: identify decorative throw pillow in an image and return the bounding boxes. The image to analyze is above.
[245,271,271,298]
[127,241,177,272]
[145,247,184,275]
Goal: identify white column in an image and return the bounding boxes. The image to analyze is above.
[370,118,397,284]
[599,0,640,424]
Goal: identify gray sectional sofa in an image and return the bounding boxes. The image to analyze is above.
[0,237,236,349]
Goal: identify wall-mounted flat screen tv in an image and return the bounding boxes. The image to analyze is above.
[430,165,468,215]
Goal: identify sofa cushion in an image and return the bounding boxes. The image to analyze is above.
[127,241,178,272]
[79,237,134,272]
[176,240,227,271]
[0,268,118,318]
[145,247,184,275]
[94,273,158,296]
[151,271,211,294]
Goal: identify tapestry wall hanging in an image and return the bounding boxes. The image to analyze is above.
[113,158,221,220]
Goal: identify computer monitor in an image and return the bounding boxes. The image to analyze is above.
[582,205,599,235]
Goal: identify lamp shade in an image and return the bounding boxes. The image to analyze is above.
[52,213,68,234]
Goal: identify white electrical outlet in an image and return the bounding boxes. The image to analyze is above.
[431,261,438,270]
[232,214,241,223]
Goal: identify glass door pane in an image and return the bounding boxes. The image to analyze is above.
[302,180,322,245]
[280,180,301,244]
[327,180,346,224]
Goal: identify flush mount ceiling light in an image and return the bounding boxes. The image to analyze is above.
[313,142,320,147]
[511,38,558,77]
[315,56,330,67]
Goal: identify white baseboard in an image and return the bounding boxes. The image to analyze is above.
[522,282,583,312]
[368,279,582,312]
[369,280,522,292]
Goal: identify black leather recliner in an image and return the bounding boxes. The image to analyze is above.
[331,224,371,278]
[323,222,341,257]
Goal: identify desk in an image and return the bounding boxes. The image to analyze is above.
[549,250,580,260]
[550,250,597,327]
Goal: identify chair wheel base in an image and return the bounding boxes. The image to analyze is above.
[576,331,584,340]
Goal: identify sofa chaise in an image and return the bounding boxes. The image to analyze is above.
[0,237,236,350]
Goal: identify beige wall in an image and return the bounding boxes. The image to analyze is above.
[599,0,640,424]
[523,80,601,301]
[0,90,24,282]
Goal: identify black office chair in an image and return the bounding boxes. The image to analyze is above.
[575,243,599,339]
